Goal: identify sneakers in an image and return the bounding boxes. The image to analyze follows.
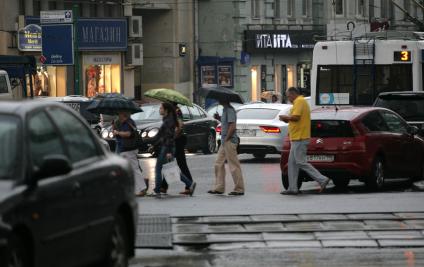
[280,190,299,195]
[228,191,244,196]
[146,191,160,198]
[207,190,224,195]
[319,178,330,193]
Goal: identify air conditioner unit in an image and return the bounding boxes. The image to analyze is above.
[126,43,143,66]
[129,16,142,38]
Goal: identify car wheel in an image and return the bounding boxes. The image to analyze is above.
[7,234,30,267]
[202,132,216,154]
[365,157,385,190]
[253,153,266,159]
[104,214,129,267]
[281,174,302,190]
[332,177,350,189]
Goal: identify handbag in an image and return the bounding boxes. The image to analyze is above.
[161,160,181,183]
[121,122,143,151]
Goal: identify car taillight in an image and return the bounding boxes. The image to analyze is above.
[216,125,221,133]
[260,126,281,133]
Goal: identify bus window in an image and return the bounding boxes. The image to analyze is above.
[317,65,353,105]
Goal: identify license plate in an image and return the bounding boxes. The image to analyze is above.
[237,129,256,137]
[65,102,81,112]
[307,155,334,162]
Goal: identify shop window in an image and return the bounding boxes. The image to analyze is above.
[356,0,365,16]
[85,64,121,97]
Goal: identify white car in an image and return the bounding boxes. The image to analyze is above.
[236,103,292,159]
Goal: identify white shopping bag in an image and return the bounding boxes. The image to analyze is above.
[162,160,181,183]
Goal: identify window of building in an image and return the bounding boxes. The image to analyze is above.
[357,0,365,16]
[33,0,41,16]
[48,1,57,10]
[335,0,344,15]
[90,4,97,17]
[302,0,309,16]
[251,0,260,18]
[287,0,294,17]
[275,0,281,18]
[19,0,25,15]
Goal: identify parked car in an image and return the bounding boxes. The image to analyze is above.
[101,103,219,155]
[0,100,137,267]
[373,91,424,135]
[206,102,244,121]
[280,107,424,190]
[236,103,292,159]
[0,70,13,100]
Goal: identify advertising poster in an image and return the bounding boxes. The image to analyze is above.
[218,66,232,87]
[201,65,216,87]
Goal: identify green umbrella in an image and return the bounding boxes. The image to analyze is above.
[144,88,193,107]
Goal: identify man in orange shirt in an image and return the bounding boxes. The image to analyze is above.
[279,87,330,195]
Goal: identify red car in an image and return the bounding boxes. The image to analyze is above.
[280,107,424,190]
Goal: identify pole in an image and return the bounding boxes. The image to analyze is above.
[73,4,80,95]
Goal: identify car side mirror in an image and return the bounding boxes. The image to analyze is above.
[408,126,419,136]
[34,155,72,181]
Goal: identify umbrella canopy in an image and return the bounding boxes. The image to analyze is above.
[87,94,142,115]
[144,88,193,107]
[200,87,244,104]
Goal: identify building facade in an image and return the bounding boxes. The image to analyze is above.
[130,0,196,101]
[0,0,141,99]
[197,0,424,103]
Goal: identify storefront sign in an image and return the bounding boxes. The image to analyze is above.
[245,30,324,53]
[18,24,42,51]
[40,10,73,24]
[83,54,121,65]
[77,19,127,51]
[41,24,74,65]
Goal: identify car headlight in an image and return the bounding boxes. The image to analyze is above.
[108,131,114,138]
[141,131,147,138]
[101,130,109,139]
[147,128,159,138]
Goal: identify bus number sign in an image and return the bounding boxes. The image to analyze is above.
[394,51,411,62]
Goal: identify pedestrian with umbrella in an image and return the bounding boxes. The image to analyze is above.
[87,94,145,196]
[201,87,245,196]
[144,88,195,195]
[148,102,196,197]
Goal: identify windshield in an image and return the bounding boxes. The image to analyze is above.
[131,105,161,121]
[375,98,424,121]
[237,108,280,120]
[0,115,20,180]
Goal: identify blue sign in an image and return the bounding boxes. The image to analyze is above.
[77,19,127,51]
[41,24,74,65]
[18,24,42,51]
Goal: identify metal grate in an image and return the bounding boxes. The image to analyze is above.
[136,214,173,248]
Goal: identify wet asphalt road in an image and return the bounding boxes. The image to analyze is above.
[132,153,424,266]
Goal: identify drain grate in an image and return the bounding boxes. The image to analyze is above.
[136,214,173,248]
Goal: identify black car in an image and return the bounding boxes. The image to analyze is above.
[373,91,424,135]
[0,100,137,267]
[101,103,219,155]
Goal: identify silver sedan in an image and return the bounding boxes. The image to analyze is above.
[236,103,292,159]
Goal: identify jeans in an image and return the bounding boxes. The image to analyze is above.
[175,135,193,189]
[288,139,329,192]
[154,146,192,193]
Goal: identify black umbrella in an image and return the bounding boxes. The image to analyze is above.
[200,86,244,104]
[87,94,142,115]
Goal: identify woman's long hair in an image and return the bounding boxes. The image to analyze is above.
[161,102,178,126]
